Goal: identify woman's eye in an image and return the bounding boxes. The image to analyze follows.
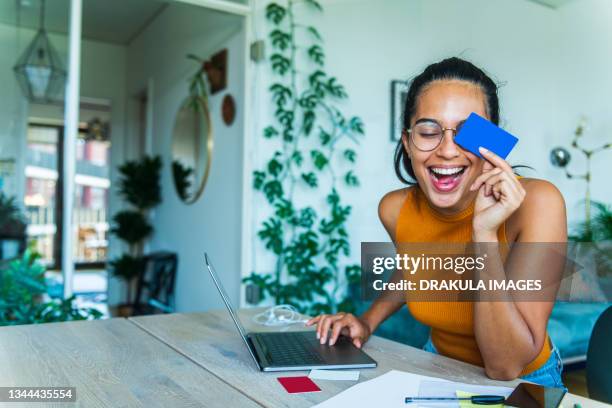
[419,131,440,138]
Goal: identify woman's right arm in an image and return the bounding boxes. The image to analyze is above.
[306,188,409,347]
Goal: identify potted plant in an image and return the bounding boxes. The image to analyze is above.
[109,155,162,316]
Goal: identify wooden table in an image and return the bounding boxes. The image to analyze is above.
[0,318,258,407]
[129,309,609,408]
[0,309,608,407]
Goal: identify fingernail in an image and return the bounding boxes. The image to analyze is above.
[316,331,320,339]
[321,337,326,344]
[479,147,488,154]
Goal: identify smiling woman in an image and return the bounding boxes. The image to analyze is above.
[307,57,568,389]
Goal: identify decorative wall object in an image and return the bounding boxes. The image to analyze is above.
[170,55,213,204]
[13,0,66,103]
[244,0,364,315]
[390,80,408,142]
[202,49,228,94]
[222,94,236,126]
[550,118,612,228]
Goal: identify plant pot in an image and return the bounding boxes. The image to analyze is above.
[115,303,134,317]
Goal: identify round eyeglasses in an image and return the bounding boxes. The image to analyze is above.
[406,121,464,152]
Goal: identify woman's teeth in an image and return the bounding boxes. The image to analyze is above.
[429,167,465,178]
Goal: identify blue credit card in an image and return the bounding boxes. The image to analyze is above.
[454,112,518,159]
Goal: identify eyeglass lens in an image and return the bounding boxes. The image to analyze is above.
[411,122,463,151]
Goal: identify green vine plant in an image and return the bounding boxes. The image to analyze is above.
[244,0,364,315]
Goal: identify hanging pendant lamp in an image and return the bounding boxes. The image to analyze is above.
[13,0,67,103]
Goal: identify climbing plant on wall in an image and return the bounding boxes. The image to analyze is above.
[243,0,364,315]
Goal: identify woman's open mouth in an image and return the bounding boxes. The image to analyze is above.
[427,166,467,193]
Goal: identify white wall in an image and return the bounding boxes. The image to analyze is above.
[554,0,612,214]
[248,0,612,286]
[125,3,246,312]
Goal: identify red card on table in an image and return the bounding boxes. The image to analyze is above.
[277,376,321,394]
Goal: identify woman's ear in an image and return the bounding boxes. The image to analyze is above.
[401,130,411,158]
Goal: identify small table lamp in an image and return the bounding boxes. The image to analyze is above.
[550,118,611,227]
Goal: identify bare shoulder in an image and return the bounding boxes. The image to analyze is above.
[519,178,565,209]
[378,187,413,240]
[508,178,566,241]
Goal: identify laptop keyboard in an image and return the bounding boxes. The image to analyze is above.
[259,332,326,366]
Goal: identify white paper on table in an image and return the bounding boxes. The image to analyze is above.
[312,370,513,408]
[309,369,360,381]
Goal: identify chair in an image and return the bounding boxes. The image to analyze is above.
[132,251,178,315]
[586,305,612,403]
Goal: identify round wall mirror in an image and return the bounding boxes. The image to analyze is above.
[171,96,213,204]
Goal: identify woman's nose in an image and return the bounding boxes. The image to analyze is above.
[435,130,461,158]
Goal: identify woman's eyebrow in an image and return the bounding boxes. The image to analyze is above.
[414,118,439,125]
[413,118,470,126]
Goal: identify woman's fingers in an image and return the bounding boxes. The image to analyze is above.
[328,318,350,346]
[470,168,502,192]
[478,147,513,173]
[318,314,344,344]
[305,315,321,326]
[307,313,370,347]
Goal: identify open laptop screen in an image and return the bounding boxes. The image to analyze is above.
[205,253,250,340]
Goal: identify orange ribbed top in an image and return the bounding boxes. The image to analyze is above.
[395,187,551,375]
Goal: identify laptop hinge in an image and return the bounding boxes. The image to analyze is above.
[248,334,271,368]
[246,333,269,370]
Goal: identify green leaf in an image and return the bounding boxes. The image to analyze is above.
[111,210,153,244]
[274,199,294,219]
[265,3,286,24]
[109,254,144,282]
[263,180,283,202]
[258,218,283,254]
[301,172,318,188]
[345,265,362,285]
[292,207,317,228]
[319,128,332,145]
[269,83,292,107]
[309,70,326,96]
[117,155,162,210]
[270,29,291,51]
[291,151,303,166]
[275,108,294,127]
[299,92,319,110]
[311,150,328,170]
[253,170,266,190]
[305,0,323,12]
[344,170,360,186]
[307,45,324,65]
[326,77,348,98]
[271,54,291,75]
[343,149,356,163]
[282,129,294,142]
[267,158,283,177]
[303,110,315,136]
[307,26,322,41]
[263,126,279,139]
[348,116,365,135]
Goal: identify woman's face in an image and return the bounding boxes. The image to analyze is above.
[403,79,488,212]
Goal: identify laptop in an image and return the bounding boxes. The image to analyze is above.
[205,253,377,372]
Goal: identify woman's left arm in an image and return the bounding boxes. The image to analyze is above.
[469,147,567,380]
